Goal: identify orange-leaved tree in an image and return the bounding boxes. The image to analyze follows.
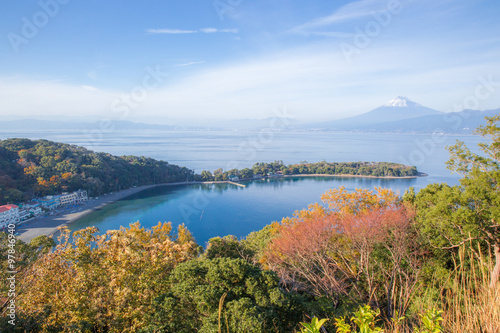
[265,187,421,319]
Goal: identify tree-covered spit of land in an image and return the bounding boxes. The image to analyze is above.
[2,114,500,332]
[200,160,419,182]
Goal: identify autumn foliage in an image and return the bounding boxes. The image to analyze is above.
[265,187,421,318]
[15,222,199,332]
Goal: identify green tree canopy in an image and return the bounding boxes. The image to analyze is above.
[144,257,304,333]
[417,114,500,287]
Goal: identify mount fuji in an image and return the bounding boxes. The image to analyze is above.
[306,96,500,133]
[315,96,443,130]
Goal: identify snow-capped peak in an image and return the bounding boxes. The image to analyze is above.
[384,96,418,107]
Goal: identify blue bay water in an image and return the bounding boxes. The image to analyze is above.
[71,176,422,246]
[1,129,483,245]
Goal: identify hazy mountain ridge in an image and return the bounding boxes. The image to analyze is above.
[354,109,500,134]
[0,117,299,132]
[0,119,177,131]
[317,96,444,129]
[307,97,498,134]
[1,97,498,134]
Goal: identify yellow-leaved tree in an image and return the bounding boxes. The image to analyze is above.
[16,222,199,332]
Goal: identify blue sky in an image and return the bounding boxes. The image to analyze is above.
[1,0,500,123]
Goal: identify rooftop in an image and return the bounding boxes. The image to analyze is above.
[0,204,19,213]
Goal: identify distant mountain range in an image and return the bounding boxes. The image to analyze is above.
[0,119,177,131]
[357,109,500,134]
[1,97,498,134]
[308,96,499,134]
[0,117,298,132]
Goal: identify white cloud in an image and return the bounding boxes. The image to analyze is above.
[289,0,392,37]
[86,70,98,80]
[2,40,500,122]
[82,85,98,91]
[200,28,239,34]
[200,28,218,34]
[147,28,239,35]
[146,29,198,34]
[0,78,116,118]
[307,31,355,38]
[132,41,500,121]
[175,61,206,67]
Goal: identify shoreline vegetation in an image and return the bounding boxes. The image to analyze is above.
[16,171,427,243]
[199,160,420,182]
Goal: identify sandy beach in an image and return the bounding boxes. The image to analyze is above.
[282,173,426,179]
[16,184,159,243]
[15,181,233,243]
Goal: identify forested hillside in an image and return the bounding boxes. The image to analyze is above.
[0,138,195,204]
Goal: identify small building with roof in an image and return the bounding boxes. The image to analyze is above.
[0,204,20,228]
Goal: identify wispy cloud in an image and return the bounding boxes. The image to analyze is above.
[147,28,239,35]
[200,28,239,34]
[3,38,500,122]
[0,77,117,118]
[307,31,355,38]
[175,61,206,67]
[289,0,389,37]
[146,29,198,34]
[134,40,500,121]
[86,70,98,80]
[82,85,98,91]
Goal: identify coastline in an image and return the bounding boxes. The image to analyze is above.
[282,173,426,179]
[16,180,235,243]
[16,184,158,243]
[15,173,425,243]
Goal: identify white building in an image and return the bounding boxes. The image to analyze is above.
[59,190,88,206]
[30,206,42,217]
[60,192,78,206]
[37,196,61,211]
[24,201,42,217]
[19,209,31,222]
[76,189,88,202]
[0,204,20,228]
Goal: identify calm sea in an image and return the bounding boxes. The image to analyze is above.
[1,129,483,245]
